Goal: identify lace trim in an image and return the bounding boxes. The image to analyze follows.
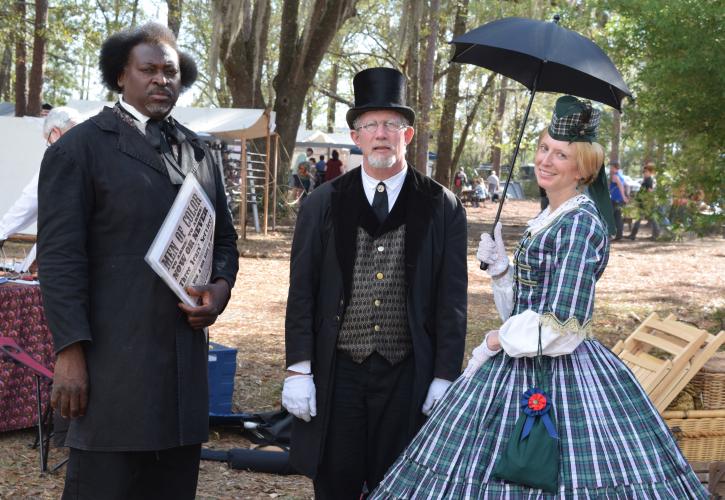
[540,312,593,337]
[527,194,591,237]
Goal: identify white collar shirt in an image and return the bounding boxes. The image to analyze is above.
[360,164,408,211]
[118,95,172,135]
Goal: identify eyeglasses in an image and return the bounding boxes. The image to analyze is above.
[355,120,408,134]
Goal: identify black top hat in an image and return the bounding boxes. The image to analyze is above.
[346,67,416,129]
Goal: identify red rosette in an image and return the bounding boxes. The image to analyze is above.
[528,393,547,412]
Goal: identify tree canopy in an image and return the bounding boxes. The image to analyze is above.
[1,0,722,229]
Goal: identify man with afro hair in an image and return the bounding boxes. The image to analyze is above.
[37,22,238,499]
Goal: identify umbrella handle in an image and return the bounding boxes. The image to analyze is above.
[478,75,539,272]
[479,223,497,270]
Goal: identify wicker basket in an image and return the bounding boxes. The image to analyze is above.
[664,409,725,462]
[689,352,725,410]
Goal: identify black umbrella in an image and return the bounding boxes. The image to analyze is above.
[450,15,632,268]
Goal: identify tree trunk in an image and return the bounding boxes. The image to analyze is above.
[215,0,270,108]
[167,0,183,37]
[400,0,421,164]
[609,109,621,164]
[14,0,27,117]
[305,96,314,129]
[434,0,468,187]
[130,0,140,27]
[27,0,48,116]
[490,76,507,175]
[451,78,492,176]
[272,0,358,168]
[413,0,439,174]
[326,60,339,133]
[0,45,12,101]
[643,136,655,165]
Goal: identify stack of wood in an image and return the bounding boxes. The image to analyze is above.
[612,313,725,497]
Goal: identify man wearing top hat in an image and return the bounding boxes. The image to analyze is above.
[282,67,468,498]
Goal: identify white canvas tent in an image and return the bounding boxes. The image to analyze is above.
[0,101,277,239]
[66,100,275,140]
[0,116,46,236]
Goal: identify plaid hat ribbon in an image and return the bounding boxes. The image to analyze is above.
[548,95,601,143]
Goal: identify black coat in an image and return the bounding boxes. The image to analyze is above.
[37,106,239,451]
[285,166,467,477]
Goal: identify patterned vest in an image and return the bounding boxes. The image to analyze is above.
[337,225,411,364]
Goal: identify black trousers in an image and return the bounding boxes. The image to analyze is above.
[314,351,416,500]
[612,201,624,239]
[62,444,202,500]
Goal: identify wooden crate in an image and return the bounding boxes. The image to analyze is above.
[612,313,725,412]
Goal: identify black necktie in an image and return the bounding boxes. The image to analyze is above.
[146,118,186,153]
[372,182,389,224]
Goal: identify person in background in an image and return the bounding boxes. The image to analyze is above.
[608,160,629,240]
[38,22,238,499]
[315,154,327,185]
[472,178,485,208]
[0,107,80,250]
[487,170,500,202]
[453,169,467,196]
[283,67,467,499]
[325,149,343,181]
[628,163,660,240]
[40,102,54,116]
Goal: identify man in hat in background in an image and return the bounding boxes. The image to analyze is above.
[37,22,238,498]
[282,67,468,498]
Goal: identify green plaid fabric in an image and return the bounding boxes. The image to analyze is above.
[370,201,707,499]
[548,97,601,143]
[513,200,608,334]
[371,341,707,499]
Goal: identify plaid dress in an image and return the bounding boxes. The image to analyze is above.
[371,197,707,499]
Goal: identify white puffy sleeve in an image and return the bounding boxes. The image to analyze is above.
[491,265,514,322]
[498,309,584,357]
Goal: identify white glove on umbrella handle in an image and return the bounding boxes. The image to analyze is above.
[477,222,509,277]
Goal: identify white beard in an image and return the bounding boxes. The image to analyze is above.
[367,145,406,169]
[368,154,396,169]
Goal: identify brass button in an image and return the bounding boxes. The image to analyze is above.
[374,299,381,307]
[339,299,344,306]
[374,325,381,332]
[375,272,384,280]
[377,245,384,252]
[335,315,340,321]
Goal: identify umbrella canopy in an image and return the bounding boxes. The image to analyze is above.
[451,16,631,111]
[450,15,630,263]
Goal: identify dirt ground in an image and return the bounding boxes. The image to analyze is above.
[1,200,723,499]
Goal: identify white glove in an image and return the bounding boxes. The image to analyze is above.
[422,378,452,416]
[282,374,317,422]
[476,222,509,277]
[462,331,502,379]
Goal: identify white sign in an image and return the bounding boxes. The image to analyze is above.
[145,175,216,307]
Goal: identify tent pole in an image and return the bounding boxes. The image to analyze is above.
[241,137,248,240]
[263,112,270,235]
[272,133,279,231]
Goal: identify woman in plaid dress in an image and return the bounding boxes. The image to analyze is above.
[371,97,707,499]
